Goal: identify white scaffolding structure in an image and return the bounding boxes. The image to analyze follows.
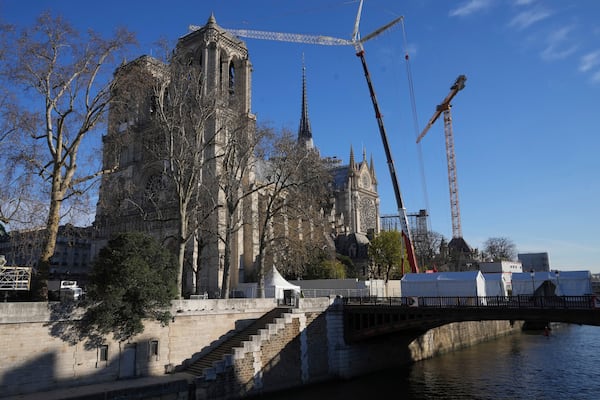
[0,255,32,291]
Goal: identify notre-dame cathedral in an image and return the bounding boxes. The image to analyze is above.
[94,15,380,297]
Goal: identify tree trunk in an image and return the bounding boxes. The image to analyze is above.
[176,214,188,299]
[177,240,185,299]
[36,187,63,300]
[220,224,233,299]
[255,251,265,299]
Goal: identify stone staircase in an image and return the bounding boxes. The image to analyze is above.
[184,306,291,378]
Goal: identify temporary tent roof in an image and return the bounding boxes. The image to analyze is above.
[236,266,300,299]
[401,271,487,298]
[511,271,551,295]
[264,266,300,299]
[511,270,593,296]
[555,270,593,296]
[483,273,508,297]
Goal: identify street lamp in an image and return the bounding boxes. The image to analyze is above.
[530,270,535,295]
[555,270,560,296]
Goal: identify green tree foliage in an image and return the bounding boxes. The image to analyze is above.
[337,254,357,278]
[368,230,409,281]
[304,259,347,280]
[80,232,177,344]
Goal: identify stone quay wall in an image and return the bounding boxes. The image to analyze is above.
[0,299,279,398]
[191,298,522,399]
[0,299,522,399]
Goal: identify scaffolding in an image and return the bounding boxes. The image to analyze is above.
[381,209,429,242]
[0,256,32,291]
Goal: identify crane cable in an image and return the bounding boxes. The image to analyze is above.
[400,17,431,230]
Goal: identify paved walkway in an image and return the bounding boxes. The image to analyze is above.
[6,373,194,400]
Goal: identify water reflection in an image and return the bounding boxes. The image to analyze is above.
[254,325,600,400]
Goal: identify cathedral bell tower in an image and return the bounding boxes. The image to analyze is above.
[95,15,258,298]
[178,15,258,297]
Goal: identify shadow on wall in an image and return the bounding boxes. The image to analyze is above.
[0,302,157,398]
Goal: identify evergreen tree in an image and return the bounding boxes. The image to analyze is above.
[80,232,177,344]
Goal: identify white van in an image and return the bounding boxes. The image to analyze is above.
[59,281,83,301]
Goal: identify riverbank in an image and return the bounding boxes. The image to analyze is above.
[0,299,523,399]
[251,324,600,400]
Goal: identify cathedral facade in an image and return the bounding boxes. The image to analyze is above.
[94,15,381,297]
[95,15,258,297]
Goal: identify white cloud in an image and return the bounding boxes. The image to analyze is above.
[514,0,536,6]
[579,50,600,72]
[540,26,578,61]
[541,44,578,61]
[508,8,552,30]
[449,0,493,17]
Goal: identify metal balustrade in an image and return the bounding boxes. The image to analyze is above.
[342,295,599,310]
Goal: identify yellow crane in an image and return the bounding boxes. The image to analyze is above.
[417,75,466,241]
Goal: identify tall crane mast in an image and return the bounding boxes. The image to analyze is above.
[416,75,466,240]
[191,1,419,273]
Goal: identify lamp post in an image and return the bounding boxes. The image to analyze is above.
[530,270,535,295]
[555,270,560,296]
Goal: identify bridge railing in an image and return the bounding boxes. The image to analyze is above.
[343,295,599,310]
[300,288,370,298]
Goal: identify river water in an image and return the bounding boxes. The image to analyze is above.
[256,324,600,399]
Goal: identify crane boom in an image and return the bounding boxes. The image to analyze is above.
[193,1,419,272]
[356,49,419,272]
[417,75,466,239]
[190,25,354,46]
[416,75,466,143]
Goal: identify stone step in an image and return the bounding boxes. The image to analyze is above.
[184,307,290,377]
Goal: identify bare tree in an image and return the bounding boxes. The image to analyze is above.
[209,115,265,299]
[1,24,43,228]
[149,52,220,298]
[253,129,332,296]
[414,230,446,270]
[0,13,135,298]
[483,237,517,261]
[0,92,42,227]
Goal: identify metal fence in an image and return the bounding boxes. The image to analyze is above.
[343,295,599,310]
[300,288,370,298]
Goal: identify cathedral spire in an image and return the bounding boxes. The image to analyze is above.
[370,153,377,183]
[297,54,313,150]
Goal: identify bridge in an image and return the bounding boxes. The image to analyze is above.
[342,295,600,342]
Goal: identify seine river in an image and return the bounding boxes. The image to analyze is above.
[256,324,600,399]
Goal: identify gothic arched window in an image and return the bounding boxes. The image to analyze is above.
[228,61,235,95]
[143,174,168,209]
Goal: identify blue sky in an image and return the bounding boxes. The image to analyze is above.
[2,0,599,272]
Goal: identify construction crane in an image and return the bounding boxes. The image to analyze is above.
[416,75,466,242]
[190,1,420,273]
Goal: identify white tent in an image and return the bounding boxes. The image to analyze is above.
[263,266,301,299]
[401,271,487,305]
[555,270,593,296]
[400,273,439,297]
[483,273,508,297]
[511,270,593,296]
[511,271,548,295]
[235,266,300,299]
